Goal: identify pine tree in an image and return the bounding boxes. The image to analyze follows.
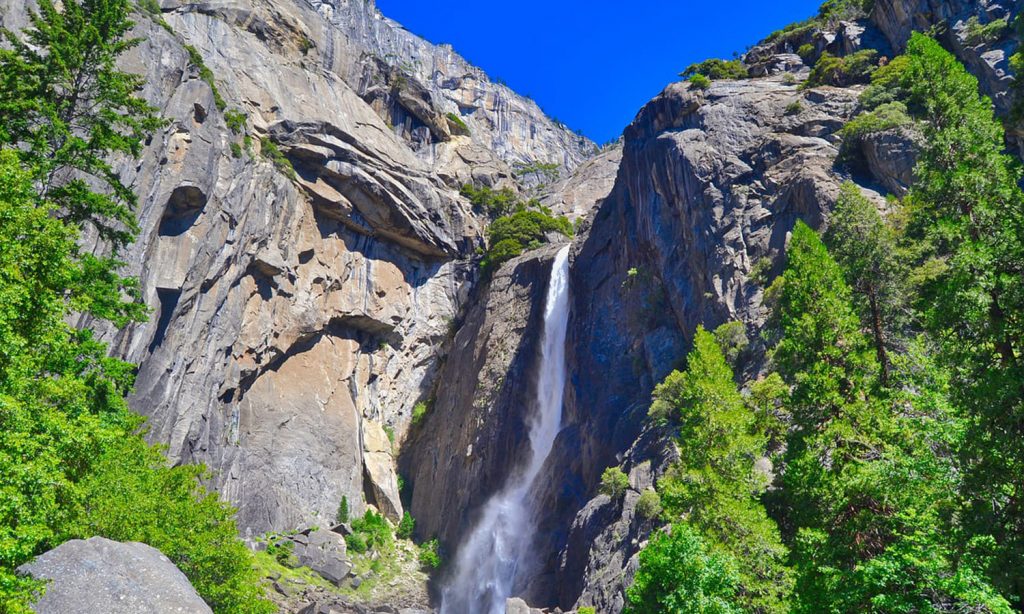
[651,327,792,614]
[893,33,1024,603]
[0,0,161,325]
[626,524,744,614]
[769,221,1010,613]
[824,182,907,385]
[765,221,878,432]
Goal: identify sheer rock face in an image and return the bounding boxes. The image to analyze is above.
[541,144,624,223]
[304,0,595,173]
[19,538,212,614]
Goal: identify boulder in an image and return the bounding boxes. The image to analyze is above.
[18,537,212,614]
[505,597,544,614]
[287,528,352,586]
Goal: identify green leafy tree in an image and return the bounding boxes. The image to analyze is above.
[0,0,161,250]
[824,182,907,385]
[0,0,160,327]
[481,207,572,273]
[0,1,271,611]
[804,50,877,88]
[888,34,1024,602]
[0,150,271,613]
[599,467,630,499]
[460,184,517,218]
[680,58,748,81]
[626,524,745,614]
[418,538,441,570]
[766,221,877,431]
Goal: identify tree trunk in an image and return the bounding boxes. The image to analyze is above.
[868,290,889,386]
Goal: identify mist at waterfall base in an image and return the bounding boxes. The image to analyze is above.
[440,246,572,614]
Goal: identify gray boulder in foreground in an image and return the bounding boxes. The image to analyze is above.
[18,537,212,614]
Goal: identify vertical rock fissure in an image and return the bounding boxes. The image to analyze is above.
[441,245,572,614]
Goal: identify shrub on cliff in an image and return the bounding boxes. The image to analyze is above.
[480,206,572,273]
[397,512,415,539]
[346,510,393,555]
[687,73,711,90]
[599,467,630,499]
[418,539,442,570]
[680,58,748,81]
[460,184,517,218]
[804,49,878,88]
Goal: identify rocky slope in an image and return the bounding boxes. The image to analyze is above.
[5,0,1020,610]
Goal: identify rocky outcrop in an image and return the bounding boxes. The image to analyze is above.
[555,428,677,613]
[541,144,624,222]
[859,127,921,196]
[401,245,566,549]
[18,537,212,614]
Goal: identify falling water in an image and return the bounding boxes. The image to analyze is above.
[440,245,572,614]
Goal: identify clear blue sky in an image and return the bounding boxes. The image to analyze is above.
[376,0,822,143]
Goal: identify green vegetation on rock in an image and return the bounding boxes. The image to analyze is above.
[446,112,469,134]
[411,400,429,427]
[963,15,1008,46]
[345,510,393,555]
[680,58,748,81]
[417,539,441,570]
[260,137,297,181]
[480,200,572,274]
[687,73,712,90]
[460,184,518,218]
[804,49,877,88]
[184,44,226,111]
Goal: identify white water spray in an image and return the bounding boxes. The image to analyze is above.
[440,245,572,614]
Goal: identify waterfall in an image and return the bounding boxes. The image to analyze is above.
[440,245,572,614]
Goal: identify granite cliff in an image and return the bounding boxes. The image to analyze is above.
[4,0,1020,611]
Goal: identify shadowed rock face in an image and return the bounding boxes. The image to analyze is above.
[19,538,212,614]
[537,75,862,607]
